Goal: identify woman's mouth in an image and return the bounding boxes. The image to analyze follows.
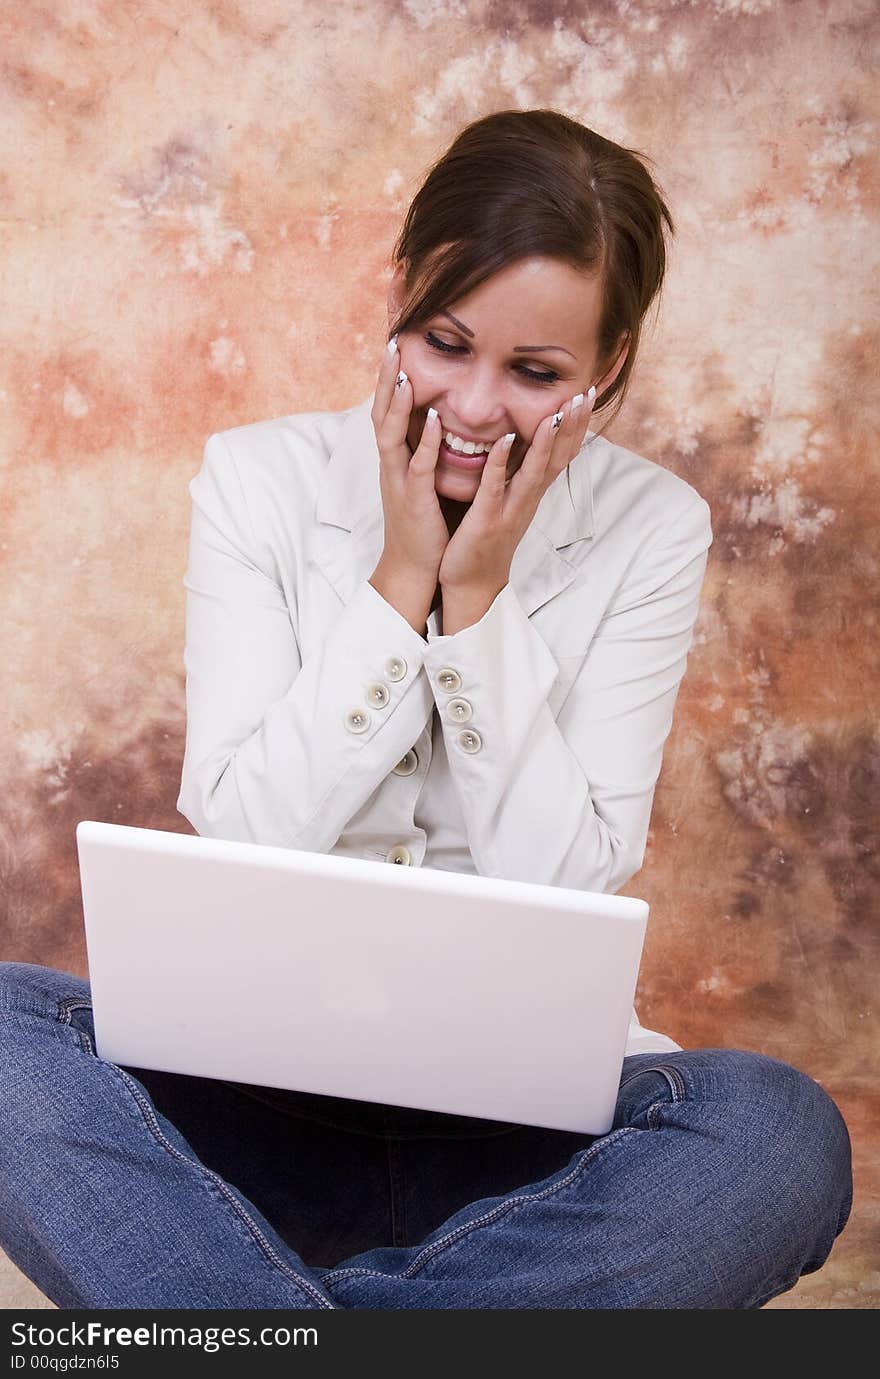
[437,438,492,472]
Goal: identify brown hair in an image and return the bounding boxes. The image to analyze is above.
[388,108,675,449]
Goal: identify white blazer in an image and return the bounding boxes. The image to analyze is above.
[177,392,713,1055]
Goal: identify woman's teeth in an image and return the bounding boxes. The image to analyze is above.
[443,432,495,455]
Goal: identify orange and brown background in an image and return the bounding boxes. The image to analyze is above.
[1,0,877,1307]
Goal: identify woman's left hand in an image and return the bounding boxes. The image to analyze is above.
[437,388,596,595]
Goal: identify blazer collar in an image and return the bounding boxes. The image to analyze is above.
[314,393,595,618]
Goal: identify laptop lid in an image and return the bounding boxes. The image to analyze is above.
[76,820,648,1135]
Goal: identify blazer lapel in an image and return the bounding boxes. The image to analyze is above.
[313,393,595,618]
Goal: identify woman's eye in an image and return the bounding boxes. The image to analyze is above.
[424,331,464,356]
[516,365,560,385]
[423,331,559,386]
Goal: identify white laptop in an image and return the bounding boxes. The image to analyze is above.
[75,820,649,1135]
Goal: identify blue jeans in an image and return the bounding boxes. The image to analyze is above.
[0,962,852,1309]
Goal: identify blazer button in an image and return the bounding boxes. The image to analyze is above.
[445,697,473,724]
[392,749,419,776]
[457,729,482,754]
[344,708,370,734]
[366,683,390,709]
[386,844,412,865]
[436,667,462,693]
[384,657,407,682]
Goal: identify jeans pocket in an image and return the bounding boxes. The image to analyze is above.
[618,1061,686,1101]
[56,998,96,1057]
[615,1061,688,1131]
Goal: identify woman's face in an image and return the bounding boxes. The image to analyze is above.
[389,255,626,511]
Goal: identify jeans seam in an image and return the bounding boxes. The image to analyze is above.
[57,999,95,1056]
[45,993,335,1306]
[57,999,92,1025]
[109,1063,336,1309]
[113,1064,337,1312]
[618,1062,687,1103]
[322,1124,641,1286]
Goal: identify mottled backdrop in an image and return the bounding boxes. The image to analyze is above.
[1,0,877,1308]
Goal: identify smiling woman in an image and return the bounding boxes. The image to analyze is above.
[386,110,662,428]
[396,257,605,502]
[374,109,669,556]
[0,107,852,1311]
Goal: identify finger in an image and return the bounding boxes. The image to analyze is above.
[371,333,400,429]
[573,380,601,421]
[561,386,597,471]
[409,405,443,483]
[547,400,579,478]
[544,386,596,475]
[472,430,515,506]
[549,395,583,469]
[517,408,559,489]
[570,384,597,446]
[380,367,415,479]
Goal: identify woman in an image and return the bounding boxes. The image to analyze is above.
[0,109,851,1309]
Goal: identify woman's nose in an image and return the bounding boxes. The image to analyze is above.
[444,369,507,434]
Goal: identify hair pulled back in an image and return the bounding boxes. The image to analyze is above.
[389,108,675,437]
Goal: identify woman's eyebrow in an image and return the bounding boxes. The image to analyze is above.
[439,310,575,359]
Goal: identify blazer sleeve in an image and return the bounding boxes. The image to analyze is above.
[176,432,436,850]
[421,495,713,892]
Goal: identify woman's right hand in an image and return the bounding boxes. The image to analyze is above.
[371,338,450,583]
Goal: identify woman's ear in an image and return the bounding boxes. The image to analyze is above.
[593,332,630,395]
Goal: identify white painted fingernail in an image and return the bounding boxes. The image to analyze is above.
[395,370,408,389]
[587,385,597,404]
[502,432,516,448]
[387,334,398,355]
[427,406,438,421]
[551,411,564,430]
[571,392,584,412]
